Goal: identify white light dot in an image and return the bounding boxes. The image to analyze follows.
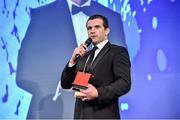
[148,74,152,81]
[157,49,167,71]
[121,102,129,111]
[138,29,142,33]
[152,17,158,30]
[143,8,146,12]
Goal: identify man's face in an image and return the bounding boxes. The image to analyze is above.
[71,0,88,5]
[86,18,109,45]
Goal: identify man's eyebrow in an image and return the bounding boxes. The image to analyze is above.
[95,25,101,28]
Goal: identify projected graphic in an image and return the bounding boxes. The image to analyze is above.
[0,0,180,119]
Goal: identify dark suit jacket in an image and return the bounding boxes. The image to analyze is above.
[61,42,131,119]
[16,0,126,118]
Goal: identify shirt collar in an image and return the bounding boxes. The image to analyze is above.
[95,39,108,51]
[67,0,91,13]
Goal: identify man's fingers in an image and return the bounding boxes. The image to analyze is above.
[80,44,87,50]
[81,97,89,101]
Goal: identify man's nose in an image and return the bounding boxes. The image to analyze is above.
[90,28,96,34]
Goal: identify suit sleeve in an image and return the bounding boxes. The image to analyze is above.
[61,63,77,89]
[97,47,131,104]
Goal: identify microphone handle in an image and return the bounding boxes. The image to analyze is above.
[74,54,80,62]
[73,38,92,62]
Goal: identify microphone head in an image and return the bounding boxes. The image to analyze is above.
[84,38,92,47]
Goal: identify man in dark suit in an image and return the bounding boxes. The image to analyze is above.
[16,0,126,119]
[61,14,131,119]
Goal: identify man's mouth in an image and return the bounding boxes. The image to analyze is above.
[91,35,97,39]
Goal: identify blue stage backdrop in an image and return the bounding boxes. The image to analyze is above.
[0,0,180,119]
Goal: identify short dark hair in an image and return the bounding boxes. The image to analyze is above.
[86,14,109,29]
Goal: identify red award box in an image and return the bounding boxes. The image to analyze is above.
[72,71,93,91]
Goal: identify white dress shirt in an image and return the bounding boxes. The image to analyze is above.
[93,39,108,61]
[66,0,91,46]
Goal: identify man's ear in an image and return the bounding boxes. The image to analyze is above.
[105,28,110,36]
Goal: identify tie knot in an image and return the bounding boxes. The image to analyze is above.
[71,5,90,15]
[92,46,98,52]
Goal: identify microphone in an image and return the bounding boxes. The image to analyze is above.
[74,38,92,62]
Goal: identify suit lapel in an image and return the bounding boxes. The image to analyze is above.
[90,42,111,71]
[57,0,77,47]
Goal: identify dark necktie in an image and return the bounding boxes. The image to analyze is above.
[71,5,90,15]
[85,46,98,72]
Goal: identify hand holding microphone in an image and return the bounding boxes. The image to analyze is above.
[70,38,92,64]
